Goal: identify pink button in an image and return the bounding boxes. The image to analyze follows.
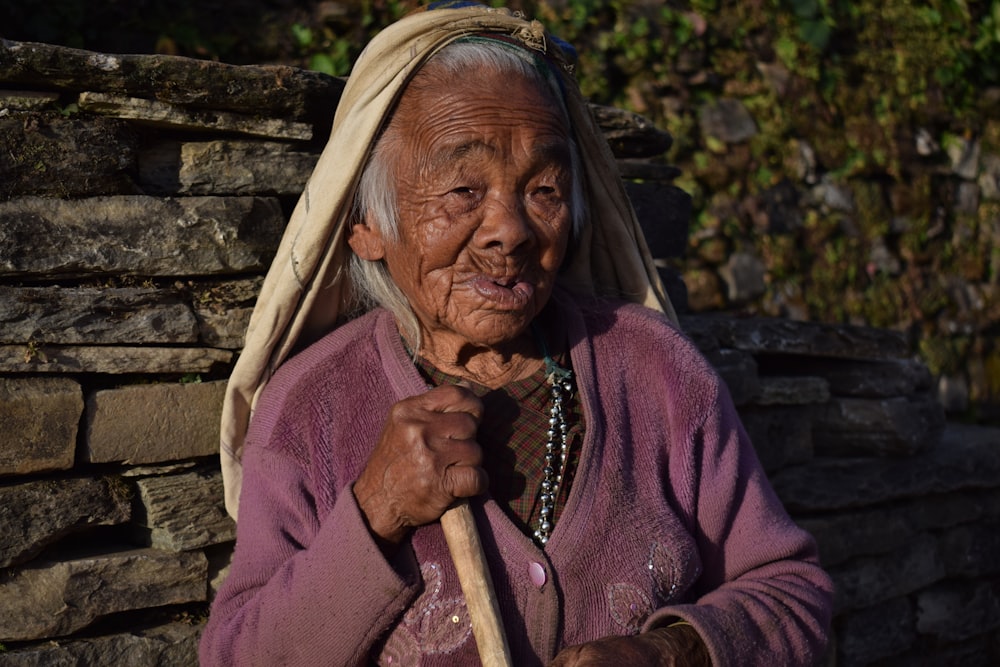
[528,562,546,587]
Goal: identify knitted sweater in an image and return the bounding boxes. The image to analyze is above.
[200,292,833,666]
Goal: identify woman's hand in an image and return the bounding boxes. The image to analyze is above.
[548,626,711,667]
[353,384,488,549]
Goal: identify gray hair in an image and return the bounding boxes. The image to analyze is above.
[348,38,586,351]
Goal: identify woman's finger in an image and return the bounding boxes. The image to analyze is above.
[428,411,482,447]
[443,460,490,498]
[420,383,485,422]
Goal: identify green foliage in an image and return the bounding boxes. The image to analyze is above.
[920,335,970,377]
[512,0,696,109]
[288,0,413,76]
[291,23,351,76]
[785,0,834,51]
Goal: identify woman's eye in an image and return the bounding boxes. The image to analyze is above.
[531,184,563,201]
[443,185,482,214]
[446,185,482,201]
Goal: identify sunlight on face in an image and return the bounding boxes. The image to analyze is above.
[377,62,574,356]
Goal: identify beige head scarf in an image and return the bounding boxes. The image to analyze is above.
[220,4,676,518]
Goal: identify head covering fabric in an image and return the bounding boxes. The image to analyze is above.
[220,4,676,518]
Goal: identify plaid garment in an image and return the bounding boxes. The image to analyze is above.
[414,354,584,542]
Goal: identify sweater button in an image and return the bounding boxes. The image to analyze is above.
[528,561,546,587]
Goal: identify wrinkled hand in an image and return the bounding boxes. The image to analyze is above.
[548,626,711,667]
[353,384,488,548]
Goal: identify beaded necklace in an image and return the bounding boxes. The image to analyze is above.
[531,323,575,546]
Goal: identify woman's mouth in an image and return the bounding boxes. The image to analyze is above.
[469,275,535,309]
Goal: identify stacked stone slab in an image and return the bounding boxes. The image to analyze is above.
[1,38,997,666]
[0,39,340,665]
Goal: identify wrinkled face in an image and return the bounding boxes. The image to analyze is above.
[352,62,575,353]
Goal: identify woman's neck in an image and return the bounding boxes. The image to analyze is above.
[410,330,543,389]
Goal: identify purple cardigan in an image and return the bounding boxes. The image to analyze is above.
[200,293,833,666]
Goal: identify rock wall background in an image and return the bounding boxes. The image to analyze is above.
[0,39,998,666]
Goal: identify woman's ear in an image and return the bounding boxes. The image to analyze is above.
[347,218,386,261]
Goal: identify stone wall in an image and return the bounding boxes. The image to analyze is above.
[0,39,997,666]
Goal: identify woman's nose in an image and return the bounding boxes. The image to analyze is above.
[474,195,533,253]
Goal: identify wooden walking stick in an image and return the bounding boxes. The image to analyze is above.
[440,500,514,667]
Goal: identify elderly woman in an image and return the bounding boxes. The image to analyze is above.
[200,4,833,666]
